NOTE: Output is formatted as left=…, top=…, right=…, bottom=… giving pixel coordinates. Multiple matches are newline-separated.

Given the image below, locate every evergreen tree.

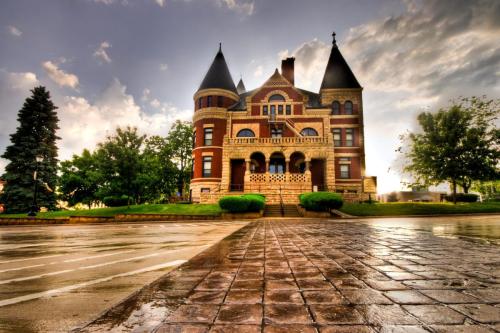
left=0, top=86, right=60, bottom=213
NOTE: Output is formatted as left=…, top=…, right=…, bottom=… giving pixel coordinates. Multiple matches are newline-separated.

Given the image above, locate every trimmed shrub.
left=444, top=193, right=479, bottom=203
left=103, top=195, right=130, bottom=207
left=218, top=194, right=266, bottom=213
left=299, top=192, right=343, bottom=212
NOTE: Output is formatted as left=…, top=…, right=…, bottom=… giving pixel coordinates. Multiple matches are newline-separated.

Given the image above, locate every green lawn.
left=340, top=201, right=500, bottom=216
left=0, top=203, right=222, bottom=219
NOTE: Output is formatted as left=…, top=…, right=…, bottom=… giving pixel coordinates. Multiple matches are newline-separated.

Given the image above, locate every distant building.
left=190, top=33, right=376, bottom=204
left=379, top=188, right=446, bottom=203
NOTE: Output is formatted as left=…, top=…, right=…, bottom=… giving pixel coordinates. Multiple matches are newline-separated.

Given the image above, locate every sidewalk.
left=76, top=219, right=500, bottom=333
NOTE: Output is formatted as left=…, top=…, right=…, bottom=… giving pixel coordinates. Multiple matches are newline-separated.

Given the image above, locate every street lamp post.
left=27, top=155, right=43, bottom=217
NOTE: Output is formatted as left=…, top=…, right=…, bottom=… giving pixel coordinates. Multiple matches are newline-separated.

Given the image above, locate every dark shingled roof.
left=236, top=78, right=246, bottom=94
left=320, top=38, right=361, bottom=90
left=198, top=46, right=237, bottom=94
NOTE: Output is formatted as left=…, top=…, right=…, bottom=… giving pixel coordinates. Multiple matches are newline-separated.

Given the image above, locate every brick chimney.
left=281, top=57, right=295, bottom=85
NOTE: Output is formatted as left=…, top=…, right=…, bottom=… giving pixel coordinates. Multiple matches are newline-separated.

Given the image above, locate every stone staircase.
left=263, top=204, right=301, bottom=217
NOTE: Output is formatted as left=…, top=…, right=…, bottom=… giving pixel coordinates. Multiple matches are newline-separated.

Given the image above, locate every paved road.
left=0, top=221, right=249, bottom=333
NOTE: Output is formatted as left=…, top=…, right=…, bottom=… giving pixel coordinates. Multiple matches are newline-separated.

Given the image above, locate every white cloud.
left=141, top=88, right=151, bottom=102
left=278, top=38, right=330, bottom=91
left=214, top=0, right=254, bottom=15
left=7, top=25, right=22, bottom=37
left=279, top=0, right=500, bottom=193
left=93, top=41, right=112, bottom=64
left=7, top=72, right=38, bottom=90
left=253, top=65, right=263, bottom=77
left=150, top=98, right=161, bottom=108
left=155, top=0, right=165, bottom=7
left=160, top=63, right=168, bottom=71
left=57, top=79, right=191, bottom=160
left=42, top=61, right=79, bottom=89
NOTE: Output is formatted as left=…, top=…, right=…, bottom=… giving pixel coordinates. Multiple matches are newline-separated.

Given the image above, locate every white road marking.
left=0, top=250, right=138, bottom=274
left=0, top=246, right=206, bottom=284
left=0, top=242, right=52, bottom=251
left=0, top=254, right=65, bottom=264
left=0, top=264, right=45, bottom=273
left=0, top=260, right=186, bottom=307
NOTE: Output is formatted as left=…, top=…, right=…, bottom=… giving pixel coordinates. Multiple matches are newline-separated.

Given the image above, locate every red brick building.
left=191, top=33, right=376, bottom=204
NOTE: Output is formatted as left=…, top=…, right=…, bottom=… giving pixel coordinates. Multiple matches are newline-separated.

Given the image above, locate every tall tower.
left=190, top=44, right=239, bottom=202
left=320, top=32, right=366, bottom=190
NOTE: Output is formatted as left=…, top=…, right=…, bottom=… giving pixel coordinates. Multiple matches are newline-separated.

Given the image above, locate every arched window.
left=344, top=101, right=353, bottom=115
left=236, top=129, right=255, bottom=137
left=331, top=101, right=340, bottom=115
left=269, top=94, right=285, bottom=102
left=300, top=128, right=318, bottom=137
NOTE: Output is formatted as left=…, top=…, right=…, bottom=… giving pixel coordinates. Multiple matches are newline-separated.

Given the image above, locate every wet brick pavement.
left=77, top=220, right=500, bottom=333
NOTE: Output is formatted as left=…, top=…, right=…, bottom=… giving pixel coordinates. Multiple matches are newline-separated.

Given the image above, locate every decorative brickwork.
left=190, top=39, right=376, bottom=203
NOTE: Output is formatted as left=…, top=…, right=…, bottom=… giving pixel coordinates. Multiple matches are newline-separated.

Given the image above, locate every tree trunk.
left=452, top=179, right=457, bottom=204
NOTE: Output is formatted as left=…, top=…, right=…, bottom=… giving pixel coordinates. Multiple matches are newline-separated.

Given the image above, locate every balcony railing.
left=226, top=136, right=330, bottom=145
left=248, top=173, right=309, bottom=183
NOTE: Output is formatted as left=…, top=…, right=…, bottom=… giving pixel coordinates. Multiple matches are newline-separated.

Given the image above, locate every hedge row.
left=103, top=195, right=130, bottom=207
left=219, top=194, right=266, bottom=213
left=299, top=192, right=343, bottom=212
left=444, top=193, right=479, bottom=202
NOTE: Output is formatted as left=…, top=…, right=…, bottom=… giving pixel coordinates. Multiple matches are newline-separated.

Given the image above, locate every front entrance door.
left=311, top=159, right=325, bottom=190
left=230, top=159, right=245, bottom=191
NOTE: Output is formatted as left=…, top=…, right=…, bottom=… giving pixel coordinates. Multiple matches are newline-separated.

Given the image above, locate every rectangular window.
left=270, top=105, right=276, bottom=115
left=271, top=128, right=282, bottom=138
left=340, top=164, right=350, bottom=179
left=345, top=128, right=354, bottom=146
left=332, top=128, right=341, bottom=146
left=192, top=131, right=196, bottom=148
left=198, top=97, right=202, bottom=109
left=202, top=156, right=212, bottom=177
left=285, top=105, right=291, bottom=115
left=217, top=96, right=223, bottom=107
left=204, top=128, right=213, bottom=146
left=201, top=188, right=210, bottom=193
left=278, top=105, right=283, bottom=115
left=263, top=105, right=268, bottom=115
left=207, top=96, right=212, bottom=107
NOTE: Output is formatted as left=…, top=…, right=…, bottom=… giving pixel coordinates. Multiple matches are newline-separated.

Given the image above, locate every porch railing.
left=225, top=136, right=330, bottom=145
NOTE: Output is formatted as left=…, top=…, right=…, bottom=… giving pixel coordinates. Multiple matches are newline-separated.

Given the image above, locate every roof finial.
left=219, top=42, right=222, bottom=53
left=332, top=31, right=337, bottom=45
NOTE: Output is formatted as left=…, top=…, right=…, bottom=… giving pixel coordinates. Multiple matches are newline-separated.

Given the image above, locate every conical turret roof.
left=320, top=33, right=361, bottom=90
left=236, top=78, right=246, bottom=94
left=198, top=44, right=237, bottom=94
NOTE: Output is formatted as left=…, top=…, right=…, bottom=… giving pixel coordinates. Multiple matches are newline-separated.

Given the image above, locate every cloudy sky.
left=1, top=0, right=499, bottom=193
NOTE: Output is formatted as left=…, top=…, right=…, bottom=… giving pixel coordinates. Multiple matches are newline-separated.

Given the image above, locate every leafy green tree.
left=1, top=87, right=60, bottom=213
left=141, top=136, right=179, bottom=202
left=166, top=120, right=193, bottom=196
left=96, top=126, right=146, bottom=206
left=471, top=180, right=500, bottom=201
left=59, top=149, right=102, bottom=209
left=402, top=96, right=499, bottom=203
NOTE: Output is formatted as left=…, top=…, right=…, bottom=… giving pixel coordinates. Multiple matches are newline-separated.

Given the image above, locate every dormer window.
left=344, top=101, right=353, bottom=115
left=331, top=101, right=340, bottom=115
left=262, top=93, right=292, bottom=116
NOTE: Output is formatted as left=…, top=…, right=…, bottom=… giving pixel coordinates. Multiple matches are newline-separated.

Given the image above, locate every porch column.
left=305, top=160, right=311, bottom=174
left=285, top=159, right=290, bottom=173
left=245, top=159, right=251, bottom=175
left=244, top=159, right=251, bottom=184
left=265, top=159, right=270, bottom=182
